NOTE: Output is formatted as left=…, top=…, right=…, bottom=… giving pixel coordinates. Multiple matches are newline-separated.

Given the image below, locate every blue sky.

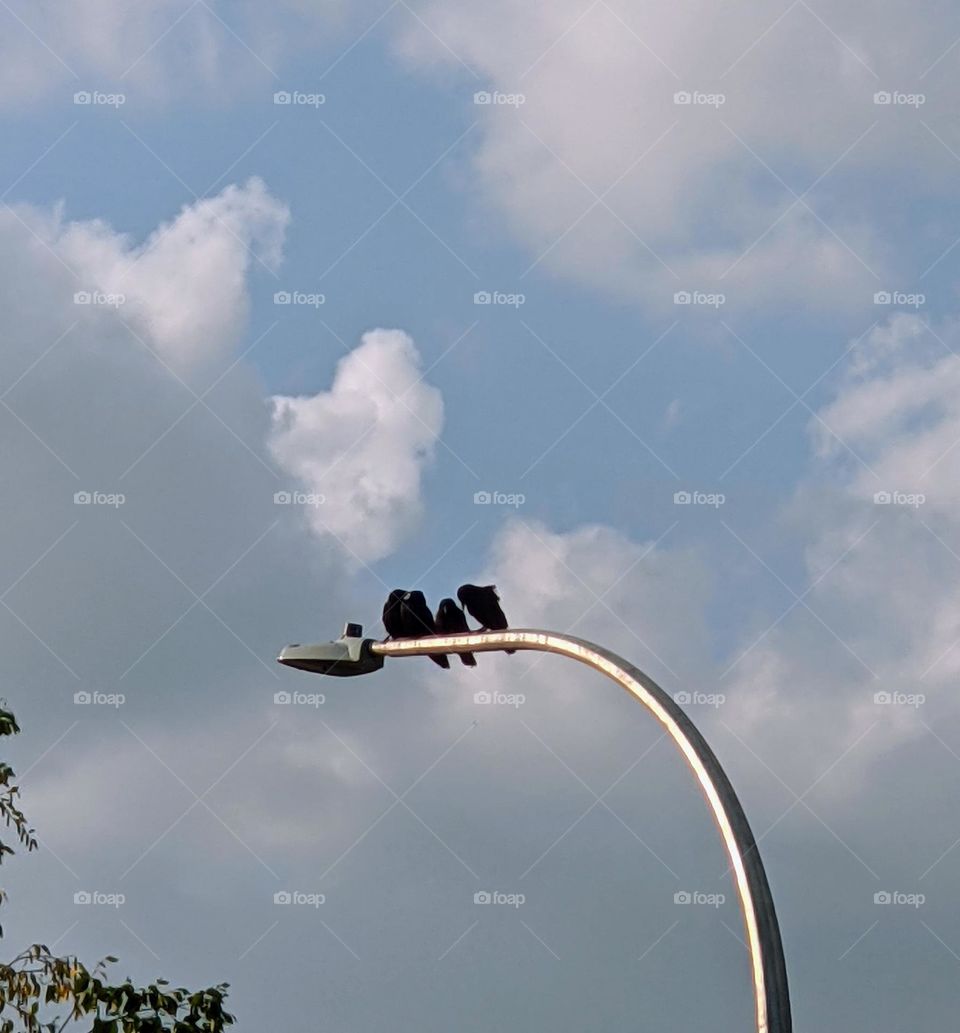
left=2, top=2, right=960, bottom=1030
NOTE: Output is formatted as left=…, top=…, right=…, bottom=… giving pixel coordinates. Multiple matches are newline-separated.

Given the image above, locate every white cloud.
left=0, top=185, right=445, bottom=899
left=394, top=0, right=956, bottom=310
left=0, top=181, right=453, bottom=989
left=482, top=519, right=711, bottom=680
left=815, top=314, right=960, bottom=499
left=416, top=313, right=960, bottom=804
left=267, top=328, right=444, bottom=564
left=0, top=0, right=365, bottom=105
left=429, top=518, right=714, bottom=738
left=719, top=313, right=960, bottom=790
left=53, top=177, right=289, bottom=374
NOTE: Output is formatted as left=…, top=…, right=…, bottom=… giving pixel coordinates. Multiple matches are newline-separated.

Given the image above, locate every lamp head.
left=277, top=623, right=384, bottom=677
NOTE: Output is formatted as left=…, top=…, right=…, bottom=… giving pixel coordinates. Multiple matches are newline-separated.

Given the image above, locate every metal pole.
left=370, top=628, right=791, bottom=1033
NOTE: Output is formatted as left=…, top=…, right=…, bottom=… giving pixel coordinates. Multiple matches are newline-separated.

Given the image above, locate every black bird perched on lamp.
left=435, top=598, right=477, bottom=667
left=382, top=589, right=406, bottom=640
left=457, top=584, right=515, bottom=653
left=400, top=590, right=450, bottom=669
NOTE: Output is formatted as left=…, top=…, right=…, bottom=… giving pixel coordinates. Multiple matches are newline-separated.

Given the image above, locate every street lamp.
left=278, top=623, right=792, bottom=1033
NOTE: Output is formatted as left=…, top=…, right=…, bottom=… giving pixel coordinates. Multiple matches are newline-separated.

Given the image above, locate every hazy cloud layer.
left=396, top=0, right=959, bottom=311
left=0, top=0, right=364, bottom=105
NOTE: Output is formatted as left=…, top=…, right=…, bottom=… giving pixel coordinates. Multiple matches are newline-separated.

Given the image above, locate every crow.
left=435, top=598, right=477, bottom=667
left=382, top=589, right=407, bottom=640
left=456, top=583, right=515, bottom=653
left=401, top=590, right=450, bottom=669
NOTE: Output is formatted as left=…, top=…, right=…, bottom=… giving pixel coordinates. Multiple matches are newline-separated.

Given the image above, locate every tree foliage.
left=0, top=706, right=235, bottom=1032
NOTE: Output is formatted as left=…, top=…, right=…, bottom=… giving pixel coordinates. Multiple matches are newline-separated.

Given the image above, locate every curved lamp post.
left=278, top=625, right=791, bottom=1033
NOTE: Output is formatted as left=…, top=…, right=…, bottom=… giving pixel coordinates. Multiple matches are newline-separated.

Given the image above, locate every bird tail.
left=459, top=652, right=477, bottom=667
left=430, top=653, right=451, bottom=669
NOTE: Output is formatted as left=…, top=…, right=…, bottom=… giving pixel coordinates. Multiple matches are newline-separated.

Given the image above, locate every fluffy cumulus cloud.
left=413, top=518, right=724, bottom=793
left=719, top=313, right=960, bottom=790
left=395, top=0, right=958, bottom=311
left=480, top=518, right=712, bottom=684
left=0, top=177, right=344, bottom=697
left=267, top=328, right=445, bottom=564
left=0, top=178, right=475, bottom=1028
left=405, top=310, right=960, bottom=818
left=55, top=177, right=289, bottom=373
